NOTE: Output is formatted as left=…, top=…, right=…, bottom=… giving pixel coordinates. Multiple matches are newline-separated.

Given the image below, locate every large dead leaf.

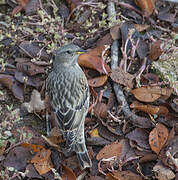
left=3, top=146, right=32, bottom=171
left=31, top=149, right=53, bottom=175
left=131, top=86, right=173, bottom=102
left=61, top=165, right=76, bottom=180
left=149, top=123, right=169, bottom=154
left=126, top=128, right=150, bottom=151
left=0, top=74, right=24, bottom=101
left=134, top=0, right=155, bottom=17
left=110, top=67, right=135, bottom=89
left=16, top=61, right=45, bottom=76
left=78, top=46, right=111, bottom=74
left=96, top=140, right=124, bottom=160
left=88, top=75, right=108, bottom=87
left=130, top=101, right=169, bottom=116
left=15, top=71, right=43, bottom=87
left=106, top=170, right=143, bottom=180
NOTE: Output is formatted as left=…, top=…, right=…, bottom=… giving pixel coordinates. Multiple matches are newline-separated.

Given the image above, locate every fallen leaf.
left=3, top=146, right=32, bottom=171
left=61, top=165, right=76, bottom=180
left=96, top=33, right=113, bottom=46
left=130, top=101, right=169, bottom=116
left=148, top=40, right=162, bottom=61
left=15, top=71, right=43, bottom=87
left=16, top=61, right=45, bottom=76
left=0, top=74, right=24, bottom=101
left=142, top=73, right=160, bottom=84
left=21, top=89, right=45, bottom=113
left=78, top=46, right=111, bottom=74
left=131, top=86, right=173, bottom=103
left=149, top=123, right=169, bottom=154
left=88, top=75, right=108, bottom=87
left=126, top=128, right=150, bottom=151
left=31, top=149, right=53, bottom=175
left=110, top=67, right=135, bottom=89
left=134, top=0, right=155, bottom=17
left=94, top=102, right=107, bottom=119
left=96, top=140, right=124, bottom=160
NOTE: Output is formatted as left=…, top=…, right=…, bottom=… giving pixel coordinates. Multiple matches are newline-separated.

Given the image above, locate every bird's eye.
left=66, top=51, right=71, bottom=54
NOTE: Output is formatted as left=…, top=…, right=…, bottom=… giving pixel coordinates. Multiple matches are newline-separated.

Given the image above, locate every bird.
left=46, top=44, right=92, bottom=169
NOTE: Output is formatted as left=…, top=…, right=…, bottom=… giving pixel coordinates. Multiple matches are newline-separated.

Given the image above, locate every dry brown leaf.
left=130, top=101, right=159, bottom=114
left=93, top=102, right=107, bottom=119
left=88, top=75, right=108, bottom=87
left=149, top=123, right=169, bottom=154
left=106, top=171, right=143, bottom=180
left=134, top=0, right=155, bottom=17
left=78, top=46, right=111, bottom=74
left=31, top=149, right=53, bottom=175
left=96, top=140, right=124, bottom=160
left=130, top=101, right=169, bottom=116
left=96, top=33, right=113, bottom=46
left=61, top=165, right=76, bottom=180
left=16, top=62, right=45, bottom=76
left=110, top=67, right=135, bottom=89
left=148, top=40, right=162, bottom=61
left=131, top=86, right=173, bottom=103
left=0, top=74, right=24, bottom=101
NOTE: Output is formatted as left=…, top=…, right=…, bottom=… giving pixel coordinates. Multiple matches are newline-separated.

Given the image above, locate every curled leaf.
left=88, top=75, right=108, bottom=87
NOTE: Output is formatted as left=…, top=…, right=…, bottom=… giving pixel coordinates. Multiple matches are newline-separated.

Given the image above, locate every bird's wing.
left=46, top=69, right=89, bottom=149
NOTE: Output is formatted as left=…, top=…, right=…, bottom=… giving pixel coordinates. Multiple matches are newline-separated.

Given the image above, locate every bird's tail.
left=76, top=143, right=92, bottom=169
left=63, top=129, right=92, bottom=169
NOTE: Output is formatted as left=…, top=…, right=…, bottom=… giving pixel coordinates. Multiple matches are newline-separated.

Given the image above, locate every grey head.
left=54, top=44, right=86, bottom=66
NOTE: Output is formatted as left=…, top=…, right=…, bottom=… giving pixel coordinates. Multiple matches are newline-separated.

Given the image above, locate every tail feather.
left=77, top=150, right=92, bottom=169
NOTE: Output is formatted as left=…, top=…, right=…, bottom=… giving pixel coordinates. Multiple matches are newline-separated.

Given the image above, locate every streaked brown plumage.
left=46, top=44, right=92, bottom=169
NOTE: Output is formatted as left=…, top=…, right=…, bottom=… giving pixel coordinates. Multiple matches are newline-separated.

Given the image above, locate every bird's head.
left=54, top=44, right=86, bottom=66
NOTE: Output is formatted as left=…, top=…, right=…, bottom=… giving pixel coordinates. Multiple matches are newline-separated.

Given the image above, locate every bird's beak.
left=76, top=49, right=87, bottom=55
